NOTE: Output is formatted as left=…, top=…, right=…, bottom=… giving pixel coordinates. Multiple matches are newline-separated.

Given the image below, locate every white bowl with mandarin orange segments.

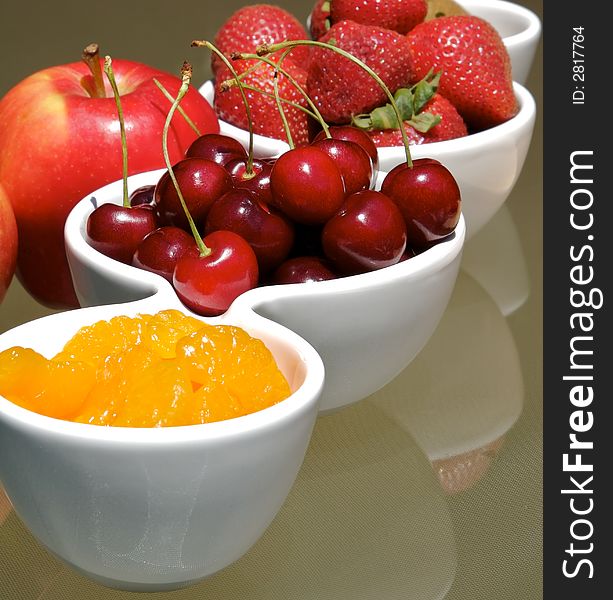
left=64, top=168, right=465, bottom=414
left=0, top=291, right=324, bottom=591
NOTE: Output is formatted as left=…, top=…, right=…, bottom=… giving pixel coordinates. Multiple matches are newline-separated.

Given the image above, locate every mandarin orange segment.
left=0, top=311, right=292, bottom=427
left=74, top=346, right=158, bottom=426
left=192, top=383, right=248, bottom=424
left=0, top=347, right=95, bottom=419
left=54, top=314, right=150, bottom=366
left=142, top=309, right=204, bottom=359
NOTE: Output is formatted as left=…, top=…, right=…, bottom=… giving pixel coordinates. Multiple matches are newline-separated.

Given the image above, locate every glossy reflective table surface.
left=0, top=1, right=542, bottom=597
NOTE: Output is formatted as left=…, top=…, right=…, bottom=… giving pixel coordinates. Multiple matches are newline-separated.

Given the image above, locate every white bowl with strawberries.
left=199, top=0, right=538, bottom=238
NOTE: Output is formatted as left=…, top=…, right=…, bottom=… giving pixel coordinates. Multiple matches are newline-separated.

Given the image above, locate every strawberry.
left=212, top=5, right=310, bottom=74
left=407, top=16, right=518, bottom=130
left=306, top=20, right=415, bottom=124
left=330, top=0, right=427, bottom=35
left=214, top=58, right=310, bottom=146
left=367, top=93, right=467, bottom=147
left=309, top=0, right=331, bottom=40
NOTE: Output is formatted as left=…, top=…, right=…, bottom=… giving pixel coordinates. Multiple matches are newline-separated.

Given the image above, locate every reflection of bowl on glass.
left=461, top=203, right=530, bottom=317
left=0, top=295, right=324, bottom=591
left=65, top=170, right=464, bottom=413
left=0, top=484, right=11, bottom=526
left=372, top=271, right=524, bottom=493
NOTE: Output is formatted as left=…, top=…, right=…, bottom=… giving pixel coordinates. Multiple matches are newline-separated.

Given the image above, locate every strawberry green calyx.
left=258, top=39, right=414, bottom=166
left=103, top=56, right=130, bottom=208
left=352, top=70, right=443, bottom=133
left=192, top=39, right=255, bottom=177
left=162, top=62, right=211, bottom=258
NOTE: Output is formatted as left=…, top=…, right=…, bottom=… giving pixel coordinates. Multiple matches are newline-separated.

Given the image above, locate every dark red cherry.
left=224, top=157, right=274, bottom=205
left=132, top=226, right=194, bottom=282
left=381, top=158, right=461, bottom=248
left=154, top=158, right=232, bottom=230
left=270, top=147, right=345, bottom=225
left=313, top=126, right=379, bottom=172
left=312, top=137, right=373, bottom=196
left=272, top=256, right=337, bottom=284
left=86, top=204, right=158, bottom=264
left=185, top=133, right=247, bottom=166
left=173, top=230, right=259, bottom=317
left=205, top=189, right=294, bottom=274
left=129, top=185, right=156, bottom=207
left=322, top=190, right=407, bottom=274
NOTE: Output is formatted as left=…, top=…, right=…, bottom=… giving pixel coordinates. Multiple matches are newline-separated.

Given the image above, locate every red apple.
left=0, top=184, right=18, bottom=303
left=0, top=55, right=219, bottom=308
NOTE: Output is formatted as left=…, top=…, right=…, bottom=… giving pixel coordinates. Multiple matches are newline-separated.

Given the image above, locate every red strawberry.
left=306, top=20, right=415, bottom=124
left=407, top=16, right=518, bottom=130
left=212, top=4, right=310, bottom=74
left=310, top=0, right=331, bottom=40
left=214, top=58, right=310, bottom=146
left=330, top=0, right=427, bottom=35
left=367, top=93, right=467, bottom=146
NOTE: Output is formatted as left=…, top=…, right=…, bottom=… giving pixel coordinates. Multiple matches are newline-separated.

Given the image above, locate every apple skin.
left=0, top=59, right=219, bottom=308
left=0, top=184, right=18, bottom=303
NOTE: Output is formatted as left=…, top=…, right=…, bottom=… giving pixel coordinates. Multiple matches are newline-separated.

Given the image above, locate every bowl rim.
left=380, top=82, right=535, bottom=157
left=458, top=0, right=542, bottom=50
left=0, top=300, right=325, bottom=445
left=303, top=0, right=541, bottom=48
left=64, top=167, right=466, bottom=304
left=199, top=80, right=536, bottom=160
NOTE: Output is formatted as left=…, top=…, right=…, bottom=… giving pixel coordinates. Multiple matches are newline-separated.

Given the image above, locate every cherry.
left=129, top=185, right=156, bottom=207
left=381, top=158, right=461, bottom=248
left=86, top=204, right=158, bottom=264
left=311, top=137, right=372, bottom=197
left=224, top=157, right=275, bottom=205
left=173, top=230, right=259, bottom=316
left=322, top=190, right=407, bottom=274
left=272, top=256, right=337, bottom=284
left=205, top=189, right=294, bottom=274
left=270, top=146, right=345, bottom=225
left=185, top=133, right=247, bottom=166
left=132, top=226, right=194, bottom=282
left=313, top=125, right=379, bottom=173
left=399, top=247, right=417, bottom=262
left=154, top=157, right=232, bottom=230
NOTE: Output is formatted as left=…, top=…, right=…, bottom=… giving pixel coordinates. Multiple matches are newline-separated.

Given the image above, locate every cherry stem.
left=221, top=80, right=319, bottom=119
left=82, top=43, right=106, bottom=99
left=103, top=56, right=129, bottom=208
left=236, top=51, right=331, bottom=138
left=162, top=61, right=210, bottom=257
left=272, top=70, right=294, bottom=148
left=259, top=40, right=413, bottom=166
left=191, top=40, right=254, bottom=177
left=153, top=78, right=201, bottom=136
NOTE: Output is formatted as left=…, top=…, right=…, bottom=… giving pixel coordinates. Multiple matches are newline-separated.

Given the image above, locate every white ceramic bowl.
left=305, top=0, right=541, bottom=84
left=459, top=0, right=541, bottom=85
left=0, top=293, right=324, bottom=591
left=65, top=170, right=465, bottom=413
left=199, top=81, right=536, bottom=238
